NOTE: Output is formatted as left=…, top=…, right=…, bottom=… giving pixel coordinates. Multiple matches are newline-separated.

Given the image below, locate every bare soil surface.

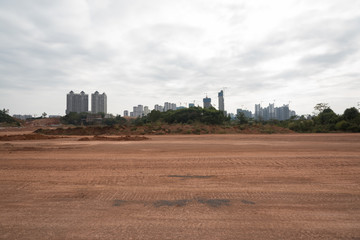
left=0, top=133, right=359, bottom=239
left=0, top=133, right=65, bottom=141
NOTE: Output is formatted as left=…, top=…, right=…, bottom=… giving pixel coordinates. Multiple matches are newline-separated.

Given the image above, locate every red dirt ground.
left=0, top=133, right=359, bottom=239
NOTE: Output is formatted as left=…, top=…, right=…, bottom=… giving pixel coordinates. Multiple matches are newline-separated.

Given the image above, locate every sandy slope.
left=0, top=134, right=359, bottom=239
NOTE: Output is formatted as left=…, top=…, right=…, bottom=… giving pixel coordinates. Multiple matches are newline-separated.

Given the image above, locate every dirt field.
left=0, top=133, right=359, bottom=239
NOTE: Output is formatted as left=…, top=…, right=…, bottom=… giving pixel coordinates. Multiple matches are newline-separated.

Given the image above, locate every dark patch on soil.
left=197, top=199, right=230, bottom=207
left=78, top=135, right=149, bottom=141
left=153, top=199, right=190, bottom=207
left=241, top=199, right=255, bottom=205
left=113, top=200, right=127, bottom=206
left=168, top=175, right=213, bottom=179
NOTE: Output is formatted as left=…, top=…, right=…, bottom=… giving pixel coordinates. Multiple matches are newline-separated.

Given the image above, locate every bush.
left=335, top=120, right=350, bottom=131
left=343, top=107, right=360, bottom=121
left=0, top=110, right=20, bottom=126
left=143, top=107, right=230, bottom=125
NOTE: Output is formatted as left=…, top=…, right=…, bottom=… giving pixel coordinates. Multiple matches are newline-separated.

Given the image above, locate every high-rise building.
left=132, top=106, right=138, bottom=117
left=137, top=105, right=144, bottom=117
left=290, top=110, right=296, bottom=118
left=66, top=91, right=88, bottom=114
left=203, top=96, right=212, bottom=109
left=164, top=102, right=169, bottom=111
left=254, top=104, right=261, bottom=120
left=154, top=104, right=164, bottom=112
left=91, top=91, right=107, bottom=114
left=144, top=106, right=150, bottom=116
left=268, top=103, right=275, bottom=120
left=123, top=110, right=129, bottom=117
left=218, top=90, right=224, bottom=112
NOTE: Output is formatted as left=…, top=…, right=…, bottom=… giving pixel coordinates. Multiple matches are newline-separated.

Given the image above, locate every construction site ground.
left=0, top=132, right=359, bottom=239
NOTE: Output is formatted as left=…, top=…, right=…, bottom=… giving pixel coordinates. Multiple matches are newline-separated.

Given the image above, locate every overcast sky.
left=1, top=0, right=359, bottom=116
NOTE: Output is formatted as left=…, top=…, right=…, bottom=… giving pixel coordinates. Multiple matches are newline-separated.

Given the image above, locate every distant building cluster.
left=66, top=91, right=107, bottom=114
left=125, top=102, right=177, bottom=118
left=254, top=103, right=296, bottom=121
left=164, top=102, right=177, bottom=111
left=237, top=103, right=296, bottom=121
left=129, top=105, right=149, bottom=117
left=13, top=114, right=33, bottom=120
left=236, top=109, right=252, bottom=119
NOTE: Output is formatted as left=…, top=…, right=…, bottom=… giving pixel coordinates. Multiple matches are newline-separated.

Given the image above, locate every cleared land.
left=0, top=133, right=359, bottom=239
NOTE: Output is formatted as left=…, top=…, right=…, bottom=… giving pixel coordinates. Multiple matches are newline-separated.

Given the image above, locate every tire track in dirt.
left=1, top=134, right=360, bottom=239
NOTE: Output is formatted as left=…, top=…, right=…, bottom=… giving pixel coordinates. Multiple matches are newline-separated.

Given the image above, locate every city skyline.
left=63, top=89, right=299, bottom=120
left=1, top=1, right=359, bottom=116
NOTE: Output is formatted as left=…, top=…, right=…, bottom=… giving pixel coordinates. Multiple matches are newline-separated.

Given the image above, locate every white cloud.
left=0, top=0, right=359, bottom=115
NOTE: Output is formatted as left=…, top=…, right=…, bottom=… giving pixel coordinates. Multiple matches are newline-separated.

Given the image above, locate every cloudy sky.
left=1, top=0, right=359, bottom=116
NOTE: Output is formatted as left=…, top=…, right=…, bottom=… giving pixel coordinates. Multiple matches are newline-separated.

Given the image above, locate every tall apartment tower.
left=218, top=90, right=224, bottom=112
left=66, top=91, right=88, bottom=114
left=137, top=105, right=144, bottom=117
left=144, top=106, right=150, bottom=116
left=268, top=103, right=275, bottom=120
left=254, top=104, right=261, bottom=120
left=203, top=96, right=212, bottom=109
left=164, top=102, right=171, bottom=111
left=91, top=91, right=107, bottom=114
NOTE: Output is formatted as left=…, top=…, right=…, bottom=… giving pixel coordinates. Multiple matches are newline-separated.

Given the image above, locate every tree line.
left=244, top=104, right=360, bottom=133
left=2, top=104, right=359, bottom=133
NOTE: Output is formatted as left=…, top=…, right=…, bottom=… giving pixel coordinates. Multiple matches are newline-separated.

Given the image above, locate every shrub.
left=335, top=120, right=350, bottom=131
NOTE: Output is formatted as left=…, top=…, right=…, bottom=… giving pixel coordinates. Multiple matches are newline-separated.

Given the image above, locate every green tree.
left=143, top=107, right=229, bottom=125
left=314, top=103, right=330, bottom=115
left=236, top=112, right=248, bottom=124
left=343, top=107, right=359, bottom=121
left=335, top=120, right=350, bottom=131
left=61, top=112, right=84, bottom=125
left=0, top=109, right=19, bottom=126
left=148, top=110, right=162, bottom=122
left=316, top=108, right=338, bottom=125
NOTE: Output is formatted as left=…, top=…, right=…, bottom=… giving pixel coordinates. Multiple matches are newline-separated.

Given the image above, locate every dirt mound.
left=78, top=135, right=149, bottom=141
left=35, top=126, right=124, bottom=135
left=0, top=134, right=63, bottom=141
left=34, top=124, right=294, bottom=136
left=25, top=118, right=61, bottom=127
